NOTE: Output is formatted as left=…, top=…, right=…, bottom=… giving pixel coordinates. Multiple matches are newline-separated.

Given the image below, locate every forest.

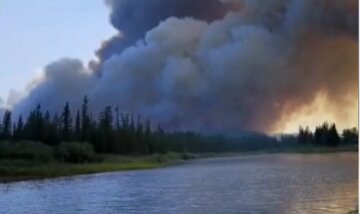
left=298, top=123, right=358, bottom=147
left=0, top=96, right=358, bottom=163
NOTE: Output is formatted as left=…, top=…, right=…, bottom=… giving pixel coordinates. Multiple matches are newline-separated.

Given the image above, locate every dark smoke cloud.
left=12, top=0, right=358, bottom=133
left=97, top=0, right=237, bottom=62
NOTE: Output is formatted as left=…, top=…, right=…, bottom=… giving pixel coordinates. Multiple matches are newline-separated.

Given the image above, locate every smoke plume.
left=96, top=0, right=238, bottom=64
left=0, top=97, right=4, bottom=119
left=12, top=0, right=358, bottom=133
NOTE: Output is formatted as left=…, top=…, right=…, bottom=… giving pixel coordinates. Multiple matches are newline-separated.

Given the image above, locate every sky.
left=0, top=0, right=116, bottom=104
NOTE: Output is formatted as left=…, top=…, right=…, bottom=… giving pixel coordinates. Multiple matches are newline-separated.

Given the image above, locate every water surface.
left=0, top=153, right=357, bottom=214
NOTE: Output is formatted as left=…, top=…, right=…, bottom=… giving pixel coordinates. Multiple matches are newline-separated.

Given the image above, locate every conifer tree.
left=13, top=115, right=24, bottom=141
left=342, top=128, right=358, bottom=144
left=327, top=123, right=340, bottom=147
left=98, top=106, right=113, bottom=152
left=34, top=104, right=44, bottom=141
left=2, top=110, right=12, bottom=140
left=81, top=96, right=90, bottom=142
left=75, top=110, right=81, bottom=141
left=61, top=102, right=72, bottom=141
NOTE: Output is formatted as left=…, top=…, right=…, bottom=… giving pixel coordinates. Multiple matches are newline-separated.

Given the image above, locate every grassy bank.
left=189, top=144, right=358, bottom=160
left=0, top=153, right=192, bottom=183
left=0, top=144, right=357, bottom=183
left=257, top=144, right=358, bottom=154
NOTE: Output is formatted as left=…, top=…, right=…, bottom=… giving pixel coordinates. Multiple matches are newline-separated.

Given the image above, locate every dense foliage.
left=55, top=142, right=95, bottom=163
left=297, top=123, right=358, bottom=147
left=0, top=96, right=357, bottom=162
left=0, top=97, right=277, bottom=156
left=0, top=141, right=53, bottom=162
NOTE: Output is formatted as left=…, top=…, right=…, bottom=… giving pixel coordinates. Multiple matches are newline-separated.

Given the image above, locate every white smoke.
left=14, top=59, right=96, bottom=115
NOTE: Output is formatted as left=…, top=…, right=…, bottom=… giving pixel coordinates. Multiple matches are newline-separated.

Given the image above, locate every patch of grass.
left=0, top=143, right=357, bottom=183
left=348, top=208, right=358, bottom=214
left=0, top=153, right=190, bottom=182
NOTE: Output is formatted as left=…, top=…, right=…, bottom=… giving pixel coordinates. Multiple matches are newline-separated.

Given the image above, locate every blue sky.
left=0, top=0, right=116, bottom=104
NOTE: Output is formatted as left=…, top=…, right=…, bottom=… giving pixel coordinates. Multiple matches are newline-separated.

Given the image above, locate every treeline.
left=0, top=96, right=357, bottom=157
left=298, top=123, right=358, bottom=147
left=0, top=97, right=246, bottom=155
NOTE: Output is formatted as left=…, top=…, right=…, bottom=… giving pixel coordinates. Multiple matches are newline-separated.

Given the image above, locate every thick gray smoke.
left=12, top=0, right=358, bottom=133
left=96, top=0, right=237, bottom=63
left=0, top=97, right=4, bottom=119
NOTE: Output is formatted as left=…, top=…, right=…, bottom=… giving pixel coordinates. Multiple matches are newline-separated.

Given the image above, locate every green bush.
left=181, top=153, right=196, bottom=160
left=0, top=141, right=54, bottom=162
left=55, top=142, right=95, bottom=163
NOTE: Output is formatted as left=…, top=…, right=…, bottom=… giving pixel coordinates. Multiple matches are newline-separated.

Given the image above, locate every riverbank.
left=255, top=144, right=358, bottom=154
left=0, top=145, right=357, bottom=183
left=193, top=144, right=358, bottom=160
left=0, top=153, right=193, bottom=183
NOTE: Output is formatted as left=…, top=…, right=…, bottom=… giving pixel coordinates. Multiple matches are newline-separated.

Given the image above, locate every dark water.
left=0, top=153, right=357, bottom=214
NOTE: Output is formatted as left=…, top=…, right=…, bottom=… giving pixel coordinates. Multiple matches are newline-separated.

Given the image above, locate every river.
left=0, top=153, right=357, bottom=214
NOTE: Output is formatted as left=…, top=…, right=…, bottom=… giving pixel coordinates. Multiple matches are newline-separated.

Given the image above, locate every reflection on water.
left=0, top=153, right=357, bottom=214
